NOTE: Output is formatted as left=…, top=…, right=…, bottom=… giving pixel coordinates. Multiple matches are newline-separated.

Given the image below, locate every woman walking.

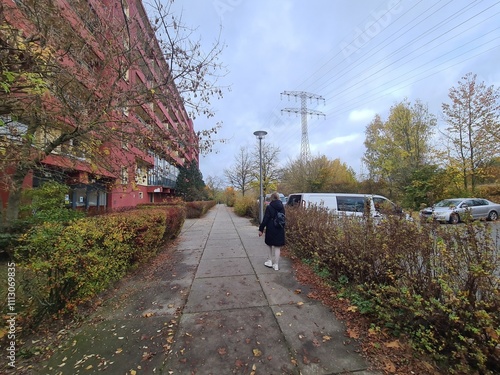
left=258, top=192, right=285, bottom=270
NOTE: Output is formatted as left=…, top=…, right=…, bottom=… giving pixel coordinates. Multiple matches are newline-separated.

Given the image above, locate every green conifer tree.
left=176, top=161, right=207, bottom=201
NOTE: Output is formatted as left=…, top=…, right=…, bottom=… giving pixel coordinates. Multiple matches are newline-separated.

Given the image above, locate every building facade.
left=0, top=0, right=198, bottom=215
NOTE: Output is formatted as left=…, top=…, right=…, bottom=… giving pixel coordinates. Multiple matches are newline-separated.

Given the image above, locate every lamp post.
left=253, top=130, right=267, bottom=224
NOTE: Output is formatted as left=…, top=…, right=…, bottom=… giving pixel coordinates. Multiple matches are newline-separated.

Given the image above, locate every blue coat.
left=258, top=199, right=285, bottom=246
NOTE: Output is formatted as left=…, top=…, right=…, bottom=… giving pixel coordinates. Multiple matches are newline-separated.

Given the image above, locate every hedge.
left=15, top=205, right=186, bottom=319
left=285, top=206, right=500, bottom=374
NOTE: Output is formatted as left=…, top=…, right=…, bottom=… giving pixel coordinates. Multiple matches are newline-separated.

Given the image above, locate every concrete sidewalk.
left=36, top=204, right=380, bottom=375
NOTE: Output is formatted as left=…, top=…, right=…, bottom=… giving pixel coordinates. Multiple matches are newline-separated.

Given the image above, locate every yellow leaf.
left=253, top=348, right=262, bottom=357
left=130, top=370, right=137, bottom=375
left=297, top=302, right=304, bottom=306
left=322, top=335, right=331, bottom=342
left=116, top=348, right=123, bottom=354
left=346, top=305, right=358, bottom=312
left=385, top=340, right=401, bottom=349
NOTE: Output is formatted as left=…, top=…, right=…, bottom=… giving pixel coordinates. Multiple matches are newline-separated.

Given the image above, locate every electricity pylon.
left=281, top=91, right=325, bottom=162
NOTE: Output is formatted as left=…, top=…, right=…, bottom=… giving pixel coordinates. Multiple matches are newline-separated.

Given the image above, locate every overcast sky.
left=166, top=0, right=500, bottom=185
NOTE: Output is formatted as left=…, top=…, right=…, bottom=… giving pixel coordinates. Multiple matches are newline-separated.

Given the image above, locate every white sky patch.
left=348, top=109, right=376, bottom=122
left=326, top=133, right=361, bottom=145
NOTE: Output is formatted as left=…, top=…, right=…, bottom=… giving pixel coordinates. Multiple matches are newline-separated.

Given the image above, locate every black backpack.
left=274, top=211, right=286, bottom=228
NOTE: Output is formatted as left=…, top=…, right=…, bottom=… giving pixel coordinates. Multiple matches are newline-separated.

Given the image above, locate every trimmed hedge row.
left=184, top=200, right=217, bottom=218
left=137, top=199, right=216, bottom=219
left=15, top=205, right=186, bottom=319
left=285, top=206, right=500, bottom=374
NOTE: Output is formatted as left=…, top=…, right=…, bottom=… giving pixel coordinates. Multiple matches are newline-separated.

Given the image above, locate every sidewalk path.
left=37, top=204, right=380, bottom=375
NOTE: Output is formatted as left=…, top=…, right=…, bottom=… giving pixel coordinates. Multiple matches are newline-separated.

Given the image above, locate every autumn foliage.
left=14, top=205, right=186, bottom=321
left=285, top=205, right=500, bottom=374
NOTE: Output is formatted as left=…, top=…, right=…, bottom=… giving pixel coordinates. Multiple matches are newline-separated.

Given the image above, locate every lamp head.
left=253, top=130, right=267, bottom=139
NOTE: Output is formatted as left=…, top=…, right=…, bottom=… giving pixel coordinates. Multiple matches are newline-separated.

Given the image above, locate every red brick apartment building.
left=0, top=0, right=198, bottom=219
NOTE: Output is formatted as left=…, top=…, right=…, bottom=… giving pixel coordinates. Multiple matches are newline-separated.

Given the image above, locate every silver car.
left=420, top=198, right=500, bottom=224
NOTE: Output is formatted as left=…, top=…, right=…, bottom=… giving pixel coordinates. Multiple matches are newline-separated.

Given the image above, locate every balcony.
left=147, top=175, right=176, bottom=189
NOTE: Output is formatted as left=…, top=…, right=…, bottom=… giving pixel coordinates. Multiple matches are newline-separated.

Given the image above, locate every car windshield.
left=435, top=199, right=462, bottom=208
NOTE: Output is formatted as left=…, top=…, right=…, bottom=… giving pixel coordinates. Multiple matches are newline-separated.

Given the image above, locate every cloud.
left=165, top=0, right=500, bottom=185
left=325, top=133, right=362, bottom=145
left=348, top=109, right=376, bottom=122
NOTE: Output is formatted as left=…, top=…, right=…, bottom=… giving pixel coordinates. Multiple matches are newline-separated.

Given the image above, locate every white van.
left=265, top=193, right=286, bottom=205
left=286, top=192, right=401, bottom=219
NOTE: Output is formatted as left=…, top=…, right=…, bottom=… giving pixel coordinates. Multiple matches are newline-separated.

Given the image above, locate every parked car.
left=420, top=198, right=500, bottom=224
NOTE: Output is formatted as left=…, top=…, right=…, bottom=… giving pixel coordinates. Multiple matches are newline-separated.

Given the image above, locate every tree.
left=362, top=99, right=437, bottom=202
left=441, top=72, right=500, bottom=193
left=0, top=0, right=227, bottom=225
left=204, top=175, right=225, bottom=201
left=282, top=155, right=357, bottom=193
left=175, top=160, right=206, bottom=201
left=224, top=146, right=254, bottom=196
left=251, top=142, right=281, bottom=196
left=362, top=114, right=385, bottom=181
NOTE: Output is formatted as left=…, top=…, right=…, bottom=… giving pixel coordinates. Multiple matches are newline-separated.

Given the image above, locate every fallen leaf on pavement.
left=253, top=348, right=262, bottom=357
left=218, top=347, right=227, bottom=355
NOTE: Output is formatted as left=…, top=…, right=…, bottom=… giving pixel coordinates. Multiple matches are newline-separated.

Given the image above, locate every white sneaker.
left=264, top=260, right=273, bottom=268
left=273, top=263, right=279, bottom=271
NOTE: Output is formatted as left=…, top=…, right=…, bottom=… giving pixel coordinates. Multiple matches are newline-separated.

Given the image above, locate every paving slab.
left=184, top=275, right=267, bottom=313
left=164, top=307, right=296, bottom=375
left=196, top=257, right=254, bottom=277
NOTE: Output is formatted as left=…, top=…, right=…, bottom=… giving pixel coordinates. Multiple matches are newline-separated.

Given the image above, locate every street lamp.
left=253, top=130, right=267, bottom=224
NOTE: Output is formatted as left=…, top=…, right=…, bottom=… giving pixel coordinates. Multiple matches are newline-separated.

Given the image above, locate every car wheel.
left=487, top=211, right=498, bottom=221
left=449, top=214, right=459, bottom=224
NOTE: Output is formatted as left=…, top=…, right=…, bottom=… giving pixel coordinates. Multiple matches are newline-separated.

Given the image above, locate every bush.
left=285, top=207, right=500, bottom=374
left=184, top=200, right=217, bottom=218
left=233, top=196, right=257, bottom=218
left=14, top=206, right=185, bottom=320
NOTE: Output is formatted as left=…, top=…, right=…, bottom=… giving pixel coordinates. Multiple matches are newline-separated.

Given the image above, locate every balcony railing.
left=147, top=175, right=176, bottom=188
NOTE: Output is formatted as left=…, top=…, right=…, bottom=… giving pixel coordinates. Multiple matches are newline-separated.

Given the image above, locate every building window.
left=120, top=167, right=128, bottom=185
